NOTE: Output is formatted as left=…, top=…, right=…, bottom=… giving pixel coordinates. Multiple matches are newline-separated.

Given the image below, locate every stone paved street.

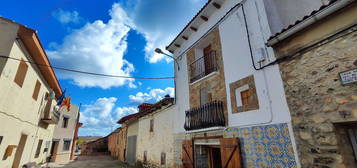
left=48, top=155, right=133, bottom=168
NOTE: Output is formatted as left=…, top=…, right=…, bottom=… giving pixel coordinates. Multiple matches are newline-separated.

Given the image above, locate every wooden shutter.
left=14, top=60, right=28, bottom=87
left=32, top=80, right=41, bottom=100
left=220, top=138, right=242, bottom=168
left=181, top=140, right=194, bottom=168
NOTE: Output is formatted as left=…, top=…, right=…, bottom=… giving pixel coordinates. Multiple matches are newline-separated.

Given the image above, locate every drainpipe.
left=267, top=0, right=355, bottom=46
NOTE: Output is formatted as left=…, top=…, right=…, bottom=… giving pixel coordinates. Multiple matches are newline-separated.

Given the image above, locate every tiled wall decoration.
left=225, top=123, right=297, bottom=168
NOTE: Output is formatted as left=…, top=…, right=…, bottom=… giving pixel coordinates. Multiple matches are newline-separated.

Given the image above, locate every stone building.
left=81, top=136, right=108, bottom=155
left=166, top=0, right=301, bottom=167
left=0, top=17, right=63, bottom=167
left=108, top=128, right=120, bottom=159
left=267, top=0, right=357, bottom=167
left=135, top=97, right=175, bottom=168
left=49, top=104, right=81, bottom=163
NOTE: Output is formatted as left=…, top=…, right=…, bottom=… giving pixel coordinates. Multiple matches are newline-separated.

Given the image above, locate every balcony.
left=189, top=50, right=218, bottom=83
left=40, top=100, right=60, bottom=124
left=184, top=101, right=225, bottom=131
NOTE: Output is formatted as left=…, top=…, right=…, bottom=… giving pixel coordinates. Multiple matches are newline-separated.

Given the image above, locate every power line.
left=0, top=55, right=174, bottom=79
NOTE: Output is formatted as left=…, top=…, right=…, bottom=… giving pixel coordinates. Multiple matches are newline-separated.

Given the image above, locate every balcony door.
left=203, top=45, right=212, bottom=75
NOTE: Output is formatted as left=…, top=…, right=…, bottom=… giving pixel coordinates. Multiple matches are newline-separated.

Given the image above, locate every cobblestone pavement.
left=48, top=155, right=134, bottom=168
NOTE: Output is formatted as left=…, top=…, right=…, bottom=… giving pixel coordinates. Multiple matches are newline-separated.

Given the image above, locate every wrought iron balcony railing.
left=184, top=101, right=225, bottom=131
left=189, top=50, right=218, bottom=83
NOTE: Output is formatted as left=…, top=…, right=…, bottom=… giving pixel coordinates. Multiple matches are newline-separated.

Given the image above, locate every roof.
left=267, top=0, right=343, bottom=42
left=0, top=17, right=63, bottom=97
left=117, top=96, right=174, bottom=124
left=166, top=0, right=212, bottom=51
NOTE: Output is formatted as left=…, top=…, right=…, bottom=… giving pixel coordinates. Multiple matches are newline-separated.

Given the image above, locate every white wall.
left=172, top=0, right=292, bottom=132
left=0, top=39, right=57, bottom=167
left=137, top=105, right=176, bottom=167
left=219, top=0, right=291, bottom=127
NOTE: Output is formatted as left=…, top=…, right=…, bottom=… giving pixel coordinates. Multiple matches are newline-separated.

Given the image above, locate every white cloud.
left=79, top=97, right=138, bottom=136
left=47, top=4, right=134, bottom=89
left=48, top=1, right=206, bottom=88
left=115, top=106, right=137, bottom=119
left=121, top=0, right=206, bottom=63
left=129, top=87, right=174, bottom=103
left=53, top=9, right=82, bottom=24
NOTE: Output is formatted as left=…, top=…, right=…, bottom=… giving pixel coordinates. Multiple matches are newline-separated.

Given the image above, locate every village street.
left=49, top=156, right=133, bottom=168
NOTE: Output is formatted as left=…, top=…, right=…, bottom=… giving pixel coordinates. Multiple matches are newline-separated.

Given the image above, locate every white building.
left=0, top=17, right=63, bottom=167
left=166, top=0, right=301, bottom=167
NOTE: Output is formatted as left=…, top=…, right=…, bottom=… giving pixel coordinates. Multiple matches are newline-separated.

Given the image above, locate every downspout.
left=267, top=0, right=355, bottom=46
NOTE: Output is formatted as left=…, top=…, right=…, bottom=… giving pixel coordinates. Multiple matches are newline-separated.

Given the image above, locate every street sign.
left=339, top=68, right=357, bottom=85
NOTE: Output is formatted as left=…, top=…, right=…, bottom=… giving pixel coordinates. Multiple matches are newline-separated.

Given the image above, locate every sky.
left=1, top=0, right=206, bottom=136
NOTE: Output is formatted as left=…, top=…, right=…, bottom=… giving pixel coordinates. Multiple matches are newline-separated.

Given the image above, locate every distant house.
left=49, top=104, right=81, bottom=163
left=115, top=96, right=175, bottom=167
left=0, top=17, right=63, bottom=167
left=81, top=136, right=108, bottom=155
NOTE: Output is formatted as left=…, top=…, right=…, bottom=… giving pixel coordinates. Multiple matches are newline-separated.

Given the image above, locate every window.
left=63, top=140, right=71, bottom=151
left=240, top=89, right=251, bottom=105
left=34, top=139, right=43, bottom=158
left=161, top=152, right=166, bottom=165
left=14, top=59, right=28, bottom=87
left=0, top=136, right=3, bottom=145
left=229, top=75, right=259, bottom=113
left=32, top=80, right=41, bottom=100
left=150, top=119, right=154, bottom=132
left=62, top=117, right=69, bottom=128
left=143, top=151, right=147, bottom=163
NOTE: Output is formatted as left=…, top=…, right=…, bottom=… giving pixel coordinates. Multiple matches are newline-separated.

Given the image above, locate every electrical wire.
left=0, top=55, right=174, bottom=79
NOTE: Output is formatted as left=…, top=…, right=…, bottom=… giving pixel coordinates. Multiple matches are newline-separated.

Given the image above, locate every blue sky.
left=1, top=0, right=206, bottom=136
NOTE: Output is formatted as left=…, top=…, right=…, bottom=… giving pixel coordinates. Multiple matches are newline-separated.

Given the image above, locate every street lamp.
left=155, top=48, right=180, bottom=70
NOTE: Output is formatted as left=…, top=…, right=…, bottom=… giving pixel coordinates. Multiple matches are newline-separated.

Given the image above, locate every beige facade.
left=0, top=17, right=62, bottom=167
left=270, top=2, right=357, bottom=168
left=136, top=105, right=176, bottom=168
left=50, top=105, right=80, bottom=163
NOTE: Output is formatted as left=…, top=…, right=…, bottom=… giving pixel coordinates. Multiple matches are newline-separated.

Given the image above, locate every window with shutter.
left=220, top=138, right=242, bottom=168
left=150, top=119, right=154, bottom=132
left=182, top=140, right=194, bottom=168
left=14, top=60, right=28, bottom=87
left=35, top=139, right=43, bottom=158
left=32, top=80, right=41, bottom=100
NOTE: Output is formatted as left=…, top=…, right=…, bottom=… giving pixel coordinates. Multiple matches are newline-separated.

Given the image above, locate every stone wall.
left=278, top=29, right=357, bottom=168
left=186, top=27, right=228, bottom=120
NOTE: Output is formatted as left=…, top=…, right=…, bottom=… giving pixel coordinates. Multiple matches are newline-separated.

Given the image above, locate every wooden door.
left=182, top=140, right=194, bottom=168
left=203, top=45, right=212, bottom=75
left=220, top=138, right=242, bottom=168
left=12, top=134, right=27, bottom=168
left=50, top=141, right=59, bottom=162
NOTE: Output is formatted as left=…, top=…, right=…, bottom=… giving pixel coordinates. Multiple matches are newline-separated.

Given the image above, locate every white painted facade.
left=170, top=0, right=300, bottom=166
left=136, top=105, right=176, bottom=167
left=173, top=0, right=292, bottom=132
left=0, top=19, right=60, bottom=167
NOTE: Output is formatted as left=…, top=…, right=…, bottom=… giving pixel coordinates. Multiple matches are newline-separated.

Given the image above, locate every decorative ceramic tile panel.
left=225, top=123, right=297, bottom=168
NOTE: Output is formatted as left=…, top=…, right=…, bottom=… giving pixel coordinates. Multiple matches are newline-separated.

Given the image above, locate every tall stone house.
left=0, top=17, right=63, bottom=167
left=267, top=0, right=357, bottom=167
left=166, top=0, right=301, bottom=167
left=50, top=104, right=81, bottom=163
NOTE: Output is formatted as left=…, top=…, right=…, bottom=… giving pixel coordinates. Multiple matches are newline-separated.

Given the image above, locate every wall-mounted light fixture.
left=155, top=48, right=180, bottom=70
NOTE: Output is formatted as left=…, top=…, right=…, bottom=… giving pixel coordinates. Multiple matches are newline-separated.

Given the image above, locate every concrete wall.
left=136, top=105, right=176, bottom=168
left=52, top=105, right=79, bottom=163
left=0, top=33, right=57, bottom=166
left=263, top=0, right=328, bottom=35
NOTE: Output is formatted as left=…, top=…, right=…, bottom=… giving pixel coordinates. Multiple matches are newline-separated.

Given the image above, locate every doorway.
left=194, top=144, right=222, bottom=168
left=50, top=141, right=59, bottom=162
left=12, top=134, right=27, bottom=168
